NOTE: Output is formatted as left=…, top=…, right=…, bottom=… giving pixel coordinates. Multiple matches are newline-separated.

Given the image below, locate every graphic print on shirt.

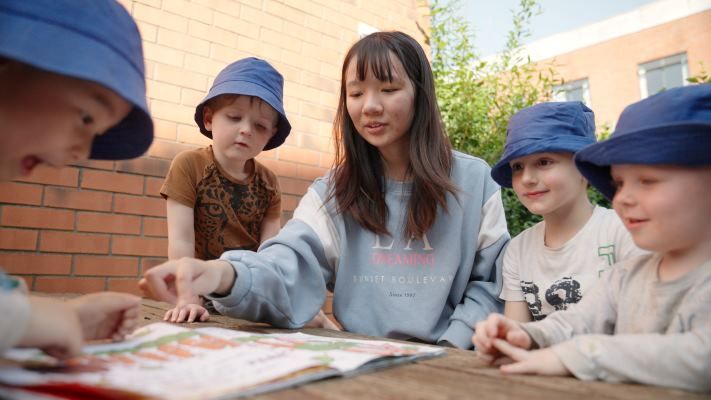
left=351, top=232, right=453, bottom=298
left=520, top=281, right=545, bottom=321
left=194, top=165, right=271, bottom=260
left=521, top=276, right=582, bottom=320
left=597, top=244, right=616, bottom=276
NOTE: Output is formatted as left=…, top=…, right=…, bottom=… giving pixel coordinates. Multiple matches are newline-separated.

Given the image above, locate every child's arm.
left=259, top=214, right=281, bottom=243
left=504, top=301, right=532, bottom=322
left=166, top=199, right=195, bottom=260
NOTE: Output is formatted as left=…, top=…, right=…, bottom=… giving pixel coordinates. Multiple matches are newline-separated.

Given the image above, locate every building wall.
left=0, top=0, right=430, bottom=308
left=536, top=9, right=711, bottom=127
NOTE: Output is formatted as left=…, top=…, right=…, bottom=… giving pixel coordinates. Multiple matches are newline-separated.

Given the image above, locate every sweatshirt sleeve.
left=439, top=188, right=509, bottom=349
left=551, top=329, right=711, bottom=392
left=0, top=273, right=31, bottom=353
left=206, top=188, right=337, bottom=328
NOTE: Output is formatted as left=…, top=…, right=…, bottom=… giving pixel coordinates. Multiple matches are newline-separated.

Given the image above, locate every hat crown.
left=614, top=85, right=711, bottom=138
left=506, top=101, right=595, bottom=147
left=0, top=0, right=144, bottom=78
left=212, top=58, right=284, bottom=101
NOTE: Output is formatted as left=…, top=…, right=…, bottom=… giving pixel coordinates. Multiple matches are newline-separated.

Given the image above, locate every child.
left=141, top=31, right=509, bottom=349
left=490, top=102, right=642, bottom=322
left=159, top=58, right=289, bottom=323
left=0, top=0, right=153, bottom=357
left=472, top=84, right=711, bottom=391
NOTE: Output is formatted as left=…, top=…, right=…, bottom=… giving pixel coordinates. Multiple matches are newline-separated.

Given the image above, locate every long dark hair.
left=329, top=31, right=456, bottom=239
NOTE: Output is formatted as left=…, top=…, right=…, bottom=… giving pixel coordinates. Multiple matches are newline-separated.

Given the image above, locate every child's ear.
left=203, top=107, right=214, bottom=131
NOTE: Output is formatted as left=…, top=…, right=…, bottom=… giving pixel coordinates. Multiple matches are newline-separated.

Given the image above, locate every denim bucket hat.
left=0, top=0, right=153, bottom=160
left=195, top=57, right=291, bottom=151
left=575, top=84, right=711, bottom=200
left=491, top=101, right=596, bottom=187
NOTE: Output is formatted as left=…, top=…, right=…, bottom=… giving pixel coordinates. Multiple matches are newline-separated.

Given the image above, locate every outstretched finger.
left=492, top=339, right=529, bottom=362
left=143, top=267, right=178, bottom=304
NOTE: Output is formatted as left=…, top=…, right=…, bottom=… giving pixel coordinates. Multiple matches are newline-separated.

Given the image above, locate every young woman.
left=141, top=31, right=509, bottom=349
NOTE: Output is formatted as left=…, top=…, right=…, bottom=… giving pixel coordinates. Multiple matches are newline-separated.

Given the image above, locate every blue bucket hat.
left=195, top=57, right=291, bottom=151
left=491, top=101, right=596, bottom=187
left=0, top=0, right=153, bottom=160
left=575, top=84, right=711, bottom=200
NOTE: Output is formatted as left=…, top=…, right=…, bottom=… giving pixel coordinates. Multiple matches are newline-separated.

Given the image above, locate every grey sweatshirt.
left=522, top=253, right=711, bottom=392
left=208, top=151, right=510, bottom=349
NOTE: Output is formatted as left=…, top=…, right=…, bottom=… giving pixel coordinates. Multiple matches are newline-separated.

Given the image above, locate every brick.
left=240, top=6, right=283, bottom=33
left=158, top=28, right=210, bottom=57
left=16, top=165, right=78, bottom=187
left=237, top=36, right=282, bottom=61
left=162, top=0, right=213, bottom=25
left=141, top=257, right=168, bottom=273
left=296, top=164, right=327, bottom=181
left=112, top=236, right=167, bottom=257
left=260, top=27, right=302, bottom=52
left=44, top=187, right=113, bottom=212
left=265, top=1, right=306, bottom=25
left=39, top=231, right=110, bottom=254
left=177, top=125, right=213, bottom=146
left=75, top=255, right=139, bottom=277
left=289, top=115, right=320, bottom=137
left=1, top=206, right=74, bottom=230
left=77, top=212, right=142, bottom=235
left=320, top=152, right=336, bottom=169
left=255, top=157, right=296, bottom=177
left=299, top=132, right=329, bottom=152
left=35, top=277, right=105, bottom=294
left=0, top=253, right=72, bottom=274
left=107, top=279, right=144, bottom=296
left=147, top=140, right=196, bottom=160
left=116, top=157, right=170, bottom=178
left=283, top=0, right=323, bottom=18
left=72, top=159, right=115, bottom=171
left=133, top=3, right=188, bottom=32
left=81, top=170, right=144, bottom=195
left=0, top=228, right=38, bottom=250
left=180, top=86, right=206, bottom=107
left=213, top=13, right=259, bottom=38
left=135, top=21, right=158, bottom=42
left=147, top=79, right=181, bottom=102
left=0, top=182, right=42, bottom=205
left=278, top=177, right=311, bottom=196
left=145, top=177, right=164, bottom=198
left=153, top=64, right=208, bottom=92
left=188, top=21, right=239, bottom=48
left=277, top=146, right=321, bottom=165
left=143, top=217, right=168, bottom=237
left=302, top=71, right=339, bottom=92
left=150, top=98, right=197, bottom=125
left=209, top=44, right=249, bottom=66
left=153, top=118, right=178, bottom=140
left=114, top=194, right=166, bottom=217
left=143, top=42, right=184, bottom=67
left=281, top=194, right=301, bottom=212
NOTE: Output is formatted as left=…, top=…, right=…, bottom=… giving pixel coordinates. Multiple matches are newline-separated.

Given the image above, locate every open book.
left=0, top=322, right=446, bottom=399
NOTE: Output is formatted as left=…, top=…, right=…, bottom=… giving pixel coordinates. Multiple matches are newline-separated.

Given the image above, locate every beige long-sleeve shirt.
left=521, top=253, right=711, bottom=392
left=0, top=272, right=31, bottom=353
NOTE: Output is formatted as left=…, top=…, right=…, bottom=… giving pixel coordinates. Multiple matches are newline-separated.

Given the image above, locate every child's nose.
left=521, top=166, right=536, bottom=184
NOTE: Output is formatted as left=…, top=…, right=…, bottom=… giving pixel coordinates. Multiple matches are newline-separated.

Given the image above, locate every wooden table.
left=141, top=299, right=710, bottom=400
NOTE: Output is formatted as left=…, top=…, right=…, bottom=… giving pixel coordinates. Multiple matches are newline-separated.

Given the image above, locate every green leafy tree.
left=428, top=0, right=560, bottom=235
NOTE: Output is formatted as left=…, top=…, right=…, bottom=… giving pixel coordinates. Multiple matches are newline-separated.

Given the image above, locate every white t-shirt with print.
left=500, top=206, right=643, bottom=320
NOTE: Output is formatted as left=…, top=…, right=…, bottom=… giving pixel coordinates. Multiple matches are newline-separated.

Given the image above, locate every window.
left=638, top=53, right=688, bottom=98
left=553, top=78, right=590, bottom=105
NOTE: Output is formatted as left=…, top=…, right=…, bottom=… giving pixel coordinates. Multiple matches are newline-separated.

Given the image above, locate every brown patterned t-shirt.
left=160, top=146, right=281, bottom=260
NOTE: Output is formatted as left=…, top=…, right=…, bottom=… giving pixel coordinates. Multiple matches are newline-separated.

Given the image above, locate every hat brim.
left=194, top=80, right=291, bottom=151
left=0, top=6, right=153, bottom=160
left=491, top=136, right=595, bottom=187
left=575, top=123, right=711, bottom=200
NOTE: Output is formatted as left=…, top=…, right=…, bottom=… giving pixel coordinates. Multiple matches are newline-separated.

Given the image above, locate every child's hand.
left=139, top=258, right=234, bottom=306
left=304, top=310, right=341, bottom=331
left=164, top=303, right=210, bottom=323
left=67, top=292, right=141, bottom=342
left=20, top=296, right=83, bottom=359
left=472, top=313, right=532, bottom=362
left=493, top=339, right=571, bottom=376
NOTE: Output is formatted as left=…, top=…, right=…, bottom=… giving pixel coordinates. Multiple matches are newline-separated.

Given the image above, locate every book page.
left=0, top=323, right=444, bottom=400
